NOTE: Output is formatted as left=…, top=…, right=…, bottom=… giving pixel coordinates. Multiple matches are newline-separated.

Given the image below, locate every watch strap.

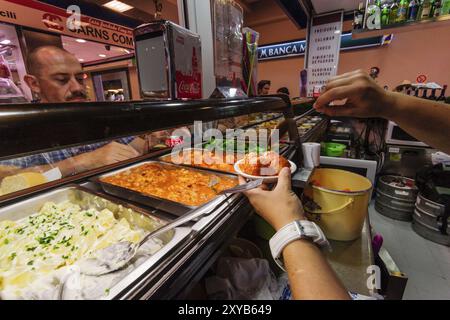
left=269, top=220, right=331, bottom=271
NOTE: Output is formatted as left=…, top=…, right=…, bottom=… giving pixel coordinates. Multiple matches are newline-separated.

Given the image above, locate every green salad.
left=204, top=138, right=267, bottom=154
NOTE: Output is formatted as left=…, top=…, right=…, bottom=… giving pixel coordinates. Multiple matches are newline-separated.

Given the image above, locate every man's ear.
left=24, top=74, right=41, bottom=94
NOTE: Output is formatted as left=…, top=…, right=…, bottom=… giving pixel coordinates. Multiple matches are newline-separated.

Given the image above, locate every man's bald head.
left=27, top=46, right=78, bottom=77
left=24, top=46, right=87, bottom=103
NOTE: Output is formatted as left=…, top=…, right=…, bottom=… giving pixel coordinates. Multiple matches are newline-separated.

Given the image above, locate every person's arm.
left=42, top=141, right=140, bottom=177
left=240, top=168, right=350, bottom=300
left=314, top=70, right=450, bottom=154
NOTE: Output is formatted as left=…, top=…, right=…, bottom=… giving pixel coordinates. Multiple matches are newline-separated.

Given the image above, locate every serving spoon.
left=77, top=178, right=262, bottom=277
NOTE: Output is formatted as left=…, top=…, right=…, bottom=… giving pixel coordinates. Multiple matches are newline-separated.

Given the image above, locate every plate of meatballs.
left=234, top=151, right=297, bottom=183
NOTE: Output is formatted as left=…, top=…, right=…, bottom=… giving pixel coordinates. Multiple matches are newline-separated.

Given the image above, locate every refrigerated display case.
left=0, top=96, right=374, bottom=299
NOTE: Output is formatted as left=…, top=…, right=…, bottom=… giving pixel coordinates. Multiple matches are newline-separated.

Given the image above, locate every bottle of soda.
left=397, top=0, right=409, bottom=21
left=432, top=0, right=442, bottom=16
left=407, top=0, right=420, bottom=20
left=418, top=0, right=432, bottom=19
left=381, top=4, right=391, bottom=25
left=390, top=0, right=400, bottom=22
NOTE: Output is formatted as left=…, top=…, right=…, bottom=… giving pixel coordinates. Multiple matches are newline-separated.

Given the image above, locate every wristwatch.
left=269, top=220, right=331, bottom=271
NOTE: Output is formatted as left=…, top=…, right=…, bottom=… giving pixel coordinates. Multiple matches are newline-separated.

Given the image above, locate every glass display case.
left=0, top=96, right=330, bottom=300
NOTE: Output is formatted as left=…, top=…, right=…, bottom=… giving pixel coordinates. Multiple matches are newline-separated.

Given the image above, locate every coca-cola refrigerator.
left=134, top=20, right=202, bottom=100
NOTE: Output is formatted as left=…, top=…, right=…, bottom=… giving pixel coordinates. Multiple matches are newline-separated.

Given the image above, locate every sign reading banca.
left=258, top=40, right=306, bottom=61
left=258, top=33, right=389, bottom=61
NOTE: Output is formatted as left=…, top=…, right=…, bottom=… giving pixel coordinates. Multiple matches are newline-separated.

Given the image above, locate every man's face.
left=29, top=51, right=88, bottom=103
left=261, top=84, right=270, bottom=95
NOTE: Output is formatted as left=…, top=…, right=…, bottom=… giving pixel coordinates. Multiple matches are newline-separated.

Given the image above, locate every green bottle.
left=442, top=0, right=450, bottom=15
left=397, top=0, right=409, bottom=21
left=381, top=4, right=391, bottom=25
left=390, top=0, right=400, bottom=22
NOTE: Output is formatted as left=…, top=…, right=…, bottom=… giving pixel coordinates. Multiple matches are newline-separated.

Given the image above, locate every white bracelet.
left=269, top=220, right=331, bottom=271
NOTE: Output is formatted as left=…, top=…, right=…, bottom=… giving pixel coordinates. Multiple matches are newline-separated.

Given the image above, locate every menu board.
left=306, top=12, right=343, bottom=97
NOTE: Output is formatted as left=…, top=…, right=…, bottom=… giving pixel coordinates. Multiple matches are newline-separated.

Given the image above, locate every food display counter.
left=0, top=97, right=374, bottom=300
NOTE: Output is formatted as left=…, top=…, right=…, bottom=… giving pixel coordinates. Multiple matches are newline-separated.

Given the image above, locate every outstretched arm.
left=314, top=70, right=450, bottom=154
left=240, top=168, right=350, bottom=300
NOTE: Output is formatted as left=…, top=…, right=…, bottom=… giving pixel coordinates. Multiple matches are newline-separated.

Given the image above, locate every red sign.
left=0, top=0, right=134, bottom=49
left=416, top=74, right=427, bottom=83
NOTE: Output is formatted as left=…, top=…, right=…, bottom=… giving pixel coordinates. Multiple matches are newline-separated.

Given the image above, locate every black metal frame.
left=0, top=97, right=291, bottom=160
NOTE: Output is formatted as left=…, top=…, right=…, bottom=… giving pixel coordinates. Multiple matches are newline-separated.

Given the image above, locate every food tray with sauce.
left=95, top=161, right=238, bottom=216
left=0, top=185, right=191, bottom=300
left=159, top=144, right=290, bottom=175
left=159, top=148, right=240, bottom=174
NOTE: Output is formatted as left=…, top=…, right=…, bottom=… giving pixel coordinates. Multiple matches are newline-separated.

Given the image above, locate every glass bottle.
left=381, top=4, right=391, bottom=24
left=407, top=0, right=420, bottom=20
left=418, top=0, right=432, bottom=19
left=353, top=2, right=365, bottom=29
left=432, top=0, right=442, bottom=16
left=390, top=0, right=400, bottom=22
left=442, top=0, right=450, bottom=15
left=397, top=0, right=409, bottom=21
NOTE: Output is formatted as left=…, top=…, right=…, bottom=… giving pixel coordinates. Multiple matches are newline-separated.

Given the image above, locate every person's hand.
left=239, top=167, right=306, bottom=231
left=75, top=141, right=139, bottom=170
left=314, top=70, right=394, bottom=119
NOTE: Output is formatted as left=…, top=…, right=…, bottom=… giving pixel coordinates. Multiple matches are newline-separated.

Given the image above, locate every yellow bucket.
left=304, top=168, right=373, bottom=241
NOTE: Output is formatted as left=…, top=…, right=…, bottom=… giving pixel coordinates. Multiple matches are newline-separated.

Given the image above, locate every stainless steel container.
left=0, top=185, right=191, bottom=299
left=95, top=161, right=237, bottom=216
left=375, top=175, right=418, bottom=221
left=412, top=193, right=449, bottom=246
left=412, top=218, right=450, bottom=247
left=134, top=20, right=202, bottom=99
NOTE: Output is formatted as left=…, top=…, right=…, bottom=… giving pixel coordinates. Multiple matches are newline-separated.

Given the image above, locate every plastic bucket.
left=304, top=168, right=373, bottom=241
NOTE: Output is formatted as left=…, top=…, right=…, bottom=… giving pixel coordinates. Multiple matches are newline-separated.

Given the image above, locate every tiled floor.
left=369, top=202, right=450, bottom=300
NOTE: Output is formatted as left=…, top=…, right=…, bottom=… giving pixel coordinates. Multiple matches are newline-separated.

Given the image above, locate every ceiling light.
left=123, top=49, right=130, bottom=54
left=76, top=39, right=87, bottom=43
left=78, top=58, right=85, bottom=62
left=99, top=54, right=107, bottom=58
left=103, top=0, right=133, bottom=13
left=0, top=39, right=11, bottom=45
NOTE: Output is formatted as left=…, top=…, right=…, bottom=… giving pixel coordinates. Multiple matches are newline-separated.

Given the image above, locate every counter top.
left=326, top=218, right=374, bottom=296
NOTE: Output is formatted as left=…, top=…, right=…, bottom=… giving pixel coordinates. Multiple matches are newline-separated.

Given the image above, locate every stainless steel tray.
left=159, top=147, right=239, bottom=175
left=94, top=161, right=238, bottom=216
left=0, top=185, right=191, bottom=300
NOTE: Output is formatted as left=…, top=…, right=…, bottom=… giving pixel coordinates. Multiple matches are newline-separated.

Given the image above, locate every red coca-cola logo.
left=42, top=13, right=64, bottom=31
left=179, top=81, right=201, bottom=95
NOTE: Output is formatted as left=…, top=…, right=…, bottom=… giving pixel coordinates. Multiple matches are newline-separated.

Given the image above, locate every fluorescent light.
left=0, top=39, right=11, bottom=45
left=78, top=58, right=85, bottom=62
left=123, top=49, right=130, bottom=54
left=99, top=54, right=107, bottom=58
left=76, top=39, right=87, bottom=43
left=103, top=0, right=133, bottom=13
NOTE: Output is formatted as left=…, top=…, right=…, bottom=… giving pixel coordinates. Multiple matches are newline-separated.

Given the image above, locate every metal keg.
left=412, top=193, right=449, bottom=246
left=375, top=175, right=418, bottom=221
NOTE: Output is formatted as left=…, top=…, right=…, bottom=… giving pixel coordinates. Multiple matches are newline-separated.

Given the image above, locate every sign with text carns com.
left=0, top=0, right=134, bottom=49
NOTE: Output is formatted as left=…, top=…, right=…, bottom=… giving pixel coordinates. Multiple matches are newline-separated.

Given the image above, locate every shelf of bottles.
left=352, top=0, right=450, bottom=38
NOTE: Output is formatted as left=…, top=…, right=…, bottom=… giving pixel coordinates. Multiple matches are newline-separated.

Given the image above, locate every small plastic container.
left=321, top=142, right=346, bottom=157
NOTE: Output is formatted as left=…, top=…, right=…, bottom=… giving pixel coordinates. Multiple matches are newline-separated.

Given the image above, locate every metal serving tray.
left=159, top=148, right=239, bottom=175
left=160, top=145, right=291, bottom=175
left=0, top=185, right=191, bottom=300
left=95, top=161, right=238, bottom=216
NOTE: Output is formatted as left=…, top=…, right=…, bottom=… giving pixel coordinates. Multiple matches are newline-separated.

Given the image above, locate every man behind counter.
left=1, top=46, right=164, bottom=179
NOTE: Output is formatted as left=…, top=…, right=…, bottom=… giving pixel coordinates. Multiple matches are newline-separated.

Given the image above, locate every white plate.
left=234, top=159, right=297, bottom=183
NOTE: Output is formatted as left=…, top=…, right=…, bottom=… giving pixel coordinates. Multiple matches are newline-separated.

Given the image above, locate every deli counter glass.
left=0, top=97, right=372, bottom=300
